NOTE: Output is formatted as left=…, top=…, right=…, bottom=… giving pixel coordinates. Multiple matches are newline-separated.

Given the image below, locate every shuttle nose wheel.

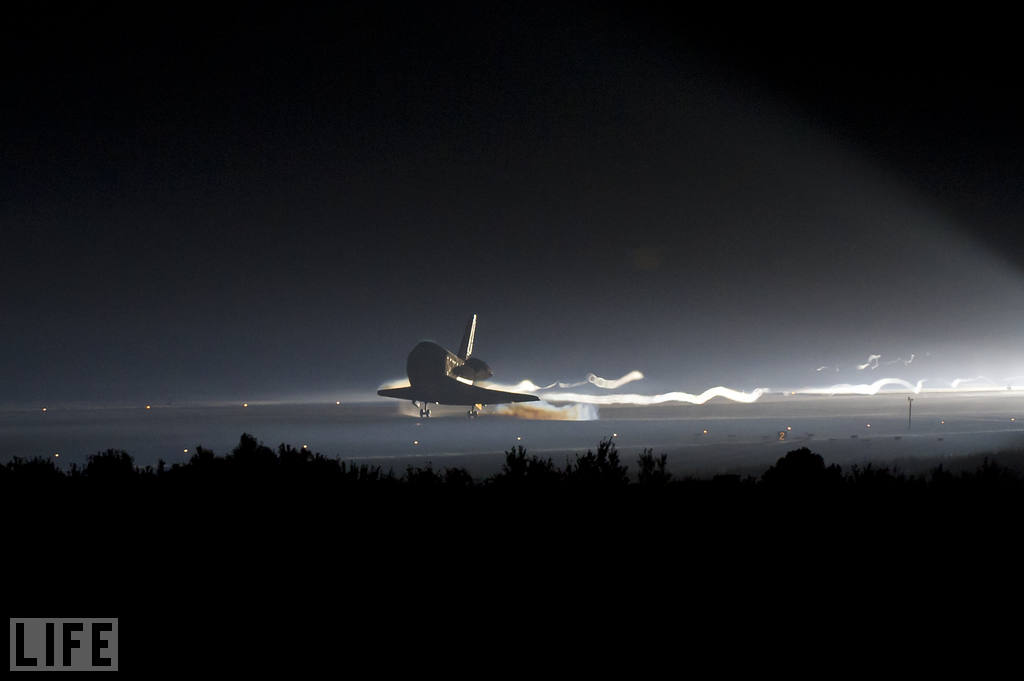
left=467, top=407, right=479, bottom=418
left=414, top=401, right=431, bottom=418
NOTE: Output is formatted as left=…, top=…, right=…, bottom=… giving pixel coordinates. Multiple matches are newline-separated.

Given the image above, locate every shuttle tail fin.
left=458, top=314, right=477, bottom=359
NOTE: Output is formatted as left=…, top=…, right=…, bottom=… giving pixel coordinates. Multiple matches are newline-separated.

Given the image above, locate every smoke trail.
left=857, top=354, right=881, bottom=370
left=491, top=402, right=598, bottom=421
left=797, top=378, right=926, bottom=396
left=541, top=386, right=766, bottom=405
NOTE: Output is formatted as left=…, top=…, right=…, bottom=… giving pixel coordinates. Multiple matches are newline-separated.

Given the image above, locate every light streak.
left=796, top=378, right=926, bottom=395
left=951, top=376, right=996, bottom=388
left=856, top=352, right=880, bottom=368
left=541, top=386, right=765, bottom=405
left=494, top=371, right=645, bottom=393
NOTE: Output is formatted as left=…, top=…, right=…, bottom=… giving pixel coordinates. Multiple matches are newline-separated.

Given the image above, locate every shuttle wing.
left=377, top=378, right=539, bottom=406
left=376, top=386, right=418, bottom=400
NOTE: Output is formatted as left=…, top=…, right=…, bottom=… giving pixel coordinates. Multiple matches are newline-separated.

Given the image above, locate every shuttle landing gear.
left=467, top=407, right=479, bottom=418
left=414, top=401, right=431, bottom=418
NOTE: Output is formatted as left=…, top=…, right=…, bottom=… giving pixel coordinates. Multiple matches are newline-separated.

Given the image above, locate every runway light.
left=42, top=407, right=47, bottom=412
left=243, top=403, right=248, bottom=408
left=516, top=436, right=522, bottom=441
left=1012, top=418, right=1017, bottom=422
left=336, top=401, right=341, bottom=405
left=612, top=433, right=618, bottom=438
left=183, top=448, right=189, bottom=454
left=54, top=452, right=59, bottom=458
left=302, top=444, right=308, bottom=449
left=940, top=420, right=945, bottom=424
left=413, top=440, right=419, bottom=446
left=146, top=405, right=151, bottom=410
left=702, top=429, right=708, bottom=435
left=786, top=426, right=792, bottom=431
left=866, top=424, right=871, bottom=428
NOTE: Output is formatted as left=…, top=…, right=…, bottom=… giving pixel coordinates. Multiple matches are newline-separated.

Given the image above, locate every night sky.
left=3, top=5, right=1023, bottom=406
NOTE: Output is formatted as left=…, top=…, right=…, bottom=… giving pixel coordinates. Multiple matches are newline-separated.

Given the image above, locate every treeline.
left=3, top=432, right=1023, bottom=495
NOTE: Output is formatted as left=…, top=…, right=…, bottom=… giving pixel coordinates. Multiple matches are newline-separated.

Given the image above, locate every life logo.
left=10, top=618, right=118, bottom=671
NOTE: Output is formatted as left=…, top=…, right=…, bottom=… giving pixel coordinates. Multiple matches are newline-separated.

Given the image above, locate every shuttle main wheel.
left=467, top=407, right=478, bottom=418
left=419, top=407, right=431, bottom=418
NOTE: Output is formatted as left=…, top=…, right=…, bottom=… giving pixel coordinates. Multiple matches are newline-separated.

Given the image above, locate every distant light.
left=41, top=407, right=47, bottom=412
left=1012, top=418, right=1017, bottom=422
left=183, top=448, right=189, bottom=453
left=612, top=433, right=618, bottom=438
left=940, top=420, right=945, bottom=424
left=336, top=401, right=341, bottom=405
left=786, top=426, right=792, bottom=431
left=243, top=403, right=248, bottom=408
left=702, top=429, right=708, bottom=435
left=54, top=452, right=59, bottom=458
left=866, top=424, right=871, bottom=428
left=413, top=440, right=419, bottom=446
left=302, top=444, right=308, bottom=449
left=146, top=405, right=151, bottom=410
left=516, top=436, right=522, bottom=441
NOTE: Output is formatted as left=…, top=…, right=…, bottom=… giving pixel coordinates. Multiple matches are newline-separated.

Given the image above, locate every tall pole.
left=908, top=396, right=913, bottom=430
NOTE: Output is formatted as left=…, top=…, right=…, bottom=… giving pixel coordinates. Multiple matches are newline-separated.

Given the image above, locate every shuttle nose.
left=407, top=341, right=449, bottom=385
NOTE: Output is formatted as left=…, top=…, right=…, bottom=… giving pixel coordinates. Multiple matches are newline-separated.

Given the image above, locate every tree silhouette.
left=565, top=438, right=629, bottom=488
left=228, top=433, right=277, bottom=469
left=491, top=445, right=561, bottom=488
left=84, top=449, right=136, bottom=480
left=760, top=447, right=843, bottom=489
left=636, top=449, right=672, bottom=486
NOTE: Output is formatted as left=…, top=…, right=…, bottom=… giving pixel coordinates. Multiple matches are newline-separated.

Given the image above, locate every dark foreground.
left=6, top=433, right=1022, bottom=668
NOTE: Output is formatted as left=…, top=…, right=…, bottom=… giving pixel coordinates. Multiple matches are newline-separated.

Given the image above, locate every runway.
left=4, top=391, right=1023, bottom=477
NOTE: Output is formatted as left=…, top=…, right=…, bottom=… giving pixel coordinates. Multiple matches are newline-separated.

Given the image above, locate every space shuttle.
left=377, top=314, right=539, bottom=417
